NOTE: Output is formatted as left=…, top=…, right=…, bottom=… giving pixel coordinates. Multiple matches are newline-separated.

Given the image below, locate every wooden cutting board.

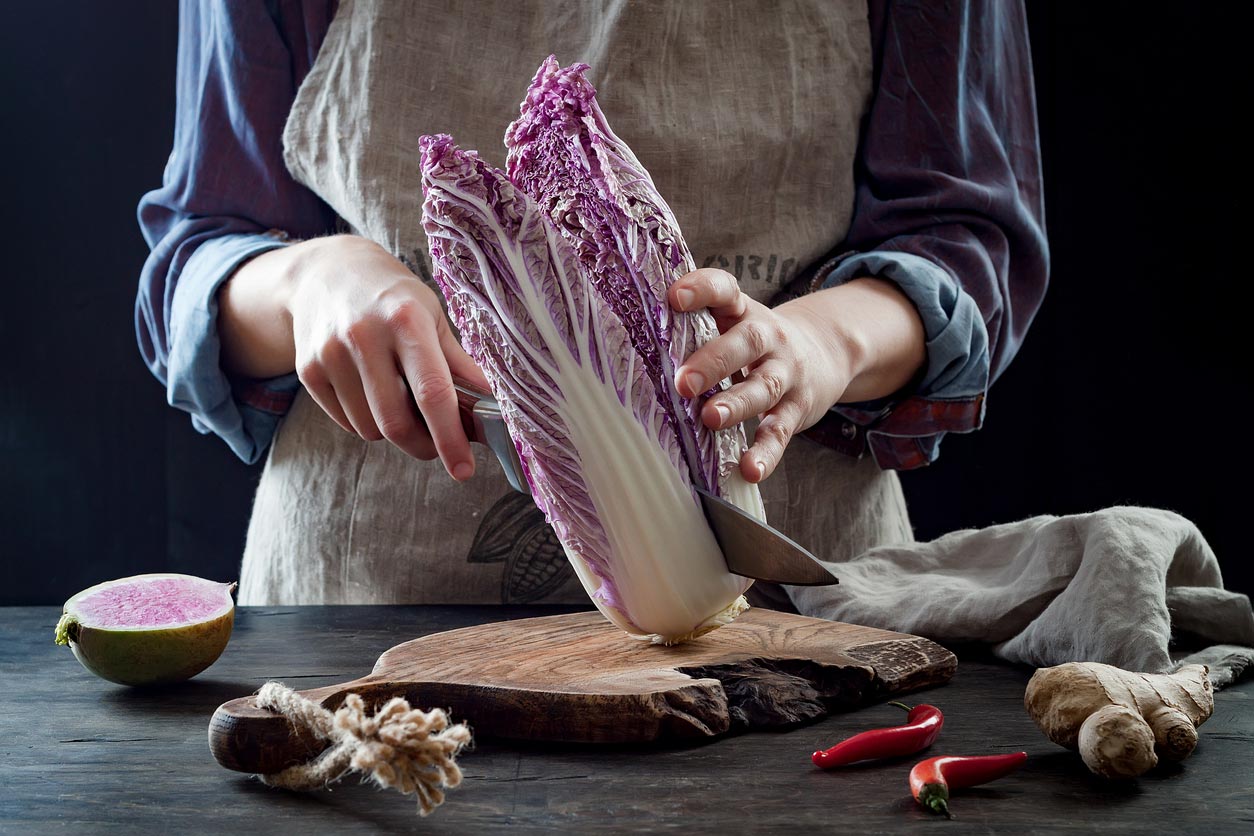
left=210, top=609, right=956, bottom=775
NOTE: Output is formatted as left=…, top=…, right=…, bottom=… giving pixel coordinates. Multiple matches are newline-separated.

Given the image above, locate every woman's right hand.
left=219, top=234, right=489, bottom=481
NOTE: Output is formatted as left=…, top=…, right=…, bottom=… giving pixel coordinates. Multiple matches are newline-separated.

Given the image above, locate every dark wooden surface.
left=210, top=608, right=957, bottom=772
left=3, top=605, right=1252, bottom=833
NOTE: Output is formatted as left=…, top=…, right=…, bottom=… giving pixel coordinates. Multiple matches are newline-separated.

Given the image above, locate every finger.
left=669, top=269, right=747, bottom=326
left=742, top=400, right=806, bottom=483
left=297, top=359, right=356, bottom=436
left=323, top=344, right=383, bottom=441
left=396, top=318, right=476, bottom=481
left=357, top=349, right=439, bottom=461
left=700, top=360, right=791, bottom=429
left=676, top=317, right=778, bottom=398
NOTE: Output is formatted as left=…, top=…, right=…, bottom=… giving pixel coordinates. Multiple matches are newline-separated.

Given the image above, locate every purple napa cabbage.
left=419, top=59, right=763, bottom=643
left=504, top=57, right=720, bottom=492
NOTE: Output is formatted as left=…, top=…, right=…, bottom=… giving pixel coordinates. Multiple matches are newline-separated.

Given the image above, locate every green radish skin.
left=54, top=575, right=236, bottom=687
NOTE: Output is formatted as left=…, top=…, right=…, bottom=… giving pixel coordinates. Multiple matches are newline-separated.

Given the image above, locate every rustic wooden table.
left=3, top=605, right=1251, bottom=833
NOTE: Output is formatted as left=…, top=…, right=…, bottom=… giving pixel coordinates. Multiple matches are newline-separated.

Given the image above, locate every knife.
left=451, top=375, right=838, bottom=587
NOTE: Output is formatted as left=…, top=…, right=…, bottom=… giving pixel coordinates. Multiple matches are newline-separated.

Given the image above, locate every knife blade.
left=693, top=486, right=837, bottom=585
left=450, top=375, right=838, bottom=587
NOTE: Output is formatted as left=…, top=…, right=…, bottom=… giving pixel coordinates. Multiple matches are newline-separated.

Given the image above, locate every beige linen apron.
left=238, top=0, right=914, bottom=606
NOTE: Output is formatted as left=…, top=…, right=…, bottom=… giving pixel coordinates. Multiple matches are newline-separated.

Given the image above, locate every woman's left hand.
left=669, top=268, right=926, bottom=482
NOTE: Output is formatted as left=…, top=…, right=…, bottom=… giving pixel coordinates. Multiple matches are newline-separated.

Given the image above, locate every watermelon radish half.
left=54, top=574, right=237, bottom=686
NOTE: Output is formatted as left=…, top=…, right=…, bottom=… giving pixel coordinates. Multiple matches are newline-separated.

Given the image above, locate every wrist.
left=837, top=278, right=927, bottom=402
left=219, top=239, right=326, bottom=379
left=779, top=278, right=926, bottom=405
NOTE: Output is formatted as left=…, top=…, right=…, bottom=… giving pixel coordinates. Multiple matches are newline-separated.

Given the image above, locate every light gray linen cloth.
left=787, top=506, right=1254, bottom=688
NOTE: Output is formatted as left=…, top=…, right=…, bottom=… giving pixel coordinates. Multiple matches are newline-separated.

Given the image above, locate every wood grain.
left=8, top=605, right=1254, bottom=833
left=209, top=608, right=955, bottom=775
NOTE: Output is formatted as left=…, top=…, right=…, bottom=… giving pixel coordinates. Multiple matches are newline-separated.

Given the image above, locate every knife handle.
left=451, top=374, right=491, bottom=445
left=401, top=374, right=488, bottom=445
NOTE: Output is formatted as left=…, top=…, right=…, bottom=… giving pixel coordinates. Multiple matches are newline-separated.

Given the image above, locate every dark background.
left=1, top=3, right=1249, bottom=605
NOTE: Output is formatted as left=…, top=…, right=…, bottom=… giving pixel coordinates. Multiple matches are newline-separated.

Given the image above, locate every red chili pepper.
left=811, top=702, right=943, bottom=769
left=909, top=752, right=1028, bottom=817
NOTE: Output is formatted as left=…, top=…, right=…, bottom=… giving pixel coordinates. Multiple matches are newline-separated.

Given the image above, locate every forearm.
left=776, top=277, right=926, bottom=406
left=851, top=0, right=1047, bottom=386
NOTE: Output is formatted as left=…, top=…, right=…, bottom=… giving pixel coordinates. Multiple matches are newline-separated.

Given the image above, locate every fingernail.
left=714, top=404, right=731, bottom=426
left=683, top=370, right=706, bottom=394
left=453, top=462, right=474, bottom=481
left=755, top=460, right=767, bottom=479
left=675, top=288, right=695, bottom=310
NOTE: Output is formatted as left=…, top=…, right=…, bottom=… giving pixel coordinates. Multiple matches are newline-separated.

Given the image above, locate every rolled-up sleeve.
left=818, top=0, right=1049, bottom=469
left=135, top=0, right=336, bottom=463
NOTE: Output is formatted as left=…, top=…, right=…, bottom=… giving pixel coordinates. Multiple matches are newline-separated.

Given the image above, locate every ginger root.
left=1024, top=662, right=1213, bottom=779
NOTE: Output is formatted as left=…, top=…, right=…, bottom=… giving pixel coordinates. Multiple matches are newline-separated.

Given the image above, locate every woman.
left=136, top=0, right=1047, bottom=608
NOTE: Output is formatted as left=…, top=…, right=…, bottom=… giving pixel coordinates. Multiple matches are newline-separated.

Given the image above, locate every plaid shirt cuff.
left=802, top=395, right=985, bottom=470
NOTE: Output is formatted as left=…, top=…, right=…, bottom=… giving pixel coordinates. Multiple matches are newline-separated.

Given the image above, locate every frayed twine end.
left=253, top=681, right=472, bottom=817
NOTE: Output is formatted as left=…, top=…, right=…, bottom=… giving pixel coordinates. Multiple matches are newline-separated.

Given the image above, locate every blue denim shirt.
left=136, top=0, right=1048, bottom=468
